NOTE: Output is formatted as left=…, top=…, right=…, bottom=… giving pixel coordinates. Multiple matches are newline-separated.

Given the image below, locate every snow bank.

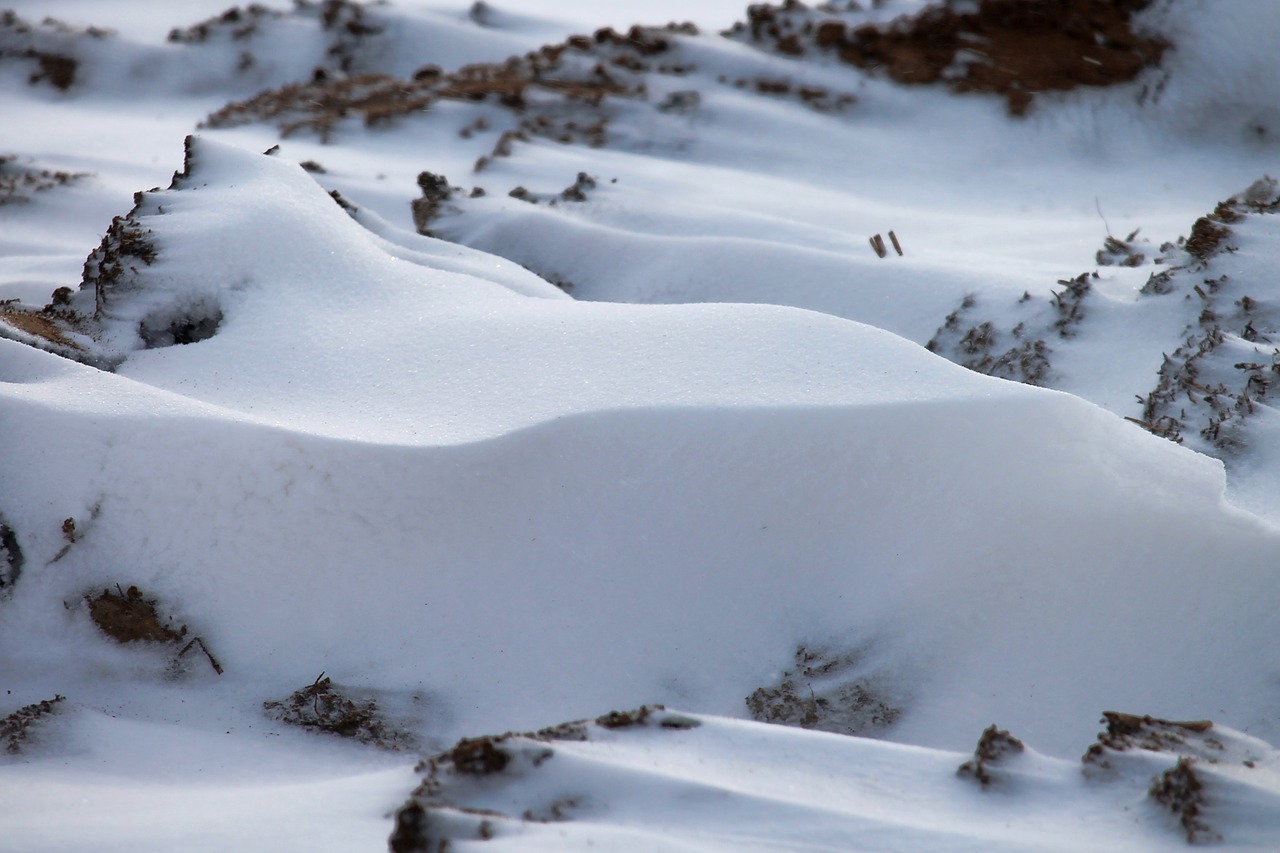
left=3, top=139, right=1279, bottom=761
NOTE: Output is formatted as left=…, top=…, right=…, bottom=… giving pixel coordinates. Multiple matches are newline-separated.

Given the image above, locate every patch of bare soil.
left=746, top=644, right=902, bottom=735
left=727, top=0, right=1167, bottom=114
left=956, top=723, right=1025, bottom=786
left=85, top=584, right=223, bottom=675
left=0, top=308, right=76, bottom=348
left=263, top=674, right=415, bottom=750
left=390, top=705, right=698, bottom=850
left=1, top=695, right=65, bottom=755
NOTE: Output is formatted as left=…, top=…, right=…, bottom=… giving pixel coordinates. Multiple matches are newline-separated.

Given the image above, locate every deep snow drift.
left=3, top=1, right=1280, bottom=850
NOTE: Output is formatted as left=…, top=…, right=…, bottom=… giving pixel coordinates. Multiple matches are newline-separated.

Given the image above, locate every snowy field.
left=3, top=1, right=1280, bottom=849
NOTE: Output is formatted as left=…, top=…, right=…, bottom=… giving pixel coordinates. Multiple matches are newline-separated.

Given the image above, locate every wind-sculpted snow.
left=4, top=139, right=1280, bottom=762
left=5, top=1, right=1280, bottom=849
left=384, top=711, right=1280, bottom=851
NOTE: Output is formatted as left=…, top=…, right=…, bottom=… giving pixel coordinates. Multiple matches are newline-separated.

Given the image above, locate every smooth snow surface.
left=3, top=1, right=1280, bottom=850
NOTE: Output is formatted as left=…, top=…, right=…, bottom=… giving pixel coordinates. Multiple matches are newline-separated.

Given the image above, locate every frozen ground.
left=2, top=1, right=1280, bottom=850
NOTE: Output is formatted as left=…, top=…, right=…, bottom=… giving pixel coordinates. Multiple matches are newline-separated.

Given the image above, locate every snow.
left=3, top=0, right=1280, bottom=850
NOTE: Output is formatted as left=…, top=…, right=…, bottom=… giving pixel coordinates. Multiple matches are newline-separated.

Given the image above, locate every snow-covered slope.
left=3, top=1, right=1280, bottom=850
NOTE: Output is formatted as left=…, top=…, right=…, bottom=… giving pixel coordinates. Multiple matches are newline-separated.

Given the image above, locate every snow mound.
left=3, top=136, right=1279, bottom=758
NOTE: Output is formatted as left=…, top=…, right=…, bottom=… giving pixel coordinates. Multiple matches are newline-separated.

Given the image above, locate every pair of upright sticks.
left=870, top=231, right=903, bottom=258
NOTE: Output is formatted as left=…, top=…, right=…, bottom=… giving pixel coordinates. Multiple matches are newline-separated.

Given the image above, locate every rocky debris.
left=391, top=705, right=699, bottom=850
left=1, top=696, right=65, bottom=755
left=263, top=675, right=414, bottom=750
left=726, top=0, right=1167, bottom=115
left=746, top=644, right=902, bottom=736
left=957, top=724, right=1025, bottom=786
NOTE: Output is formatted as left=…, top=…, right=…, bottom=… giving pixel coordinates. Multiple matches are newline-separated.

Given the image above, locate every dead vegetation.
left=728, top=0, right=1167, bottom=115
left=410, top=171, right=454, bottom=234
left=929, top=176, right=1280, bottom=460
left=719, top=73, right=857, bottom=113
left=956, top=723, right=1025, bottom=786
left=1150, top=757, right=1216, bottom=843
left=391, top=705, right=698, bottom=850
left=746, top=644, right=901, bottom=735
left=0, top=155, right=89, bottom=204
left=263, top=673, right=414, bottom=750
left=168, top=0, right=392, bottom=79
left=0, top=10, right=111, bottom=91
left=1096, top=227, right=1162, bottom=267
left=0, top=517, right=21, bottom=595
left=1082, top=711, right=1216, bottom=765
left=926, top=290, right=1055, bottom=386
left=1, top=695, right=65, bottom=755
left=1129, top=177, right=1280, bottom=450
left=200, top=22, right=686, bottom=143
left=200, top=7, right=850, bottom=157
left=82, top=205, right=159, bottom=315
left=1080, top=711, right=1242, bottom=844
left=84, top=584, right=223, bottom=675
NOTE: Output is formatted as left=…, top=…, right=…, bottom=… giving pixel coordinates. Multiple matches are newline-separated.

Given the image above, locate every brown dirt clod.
left=957, top=724, right=1025, bottom=786
left=450, top=736, right=512, bottom=774
left=86, top=584, right=187, bottom=644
